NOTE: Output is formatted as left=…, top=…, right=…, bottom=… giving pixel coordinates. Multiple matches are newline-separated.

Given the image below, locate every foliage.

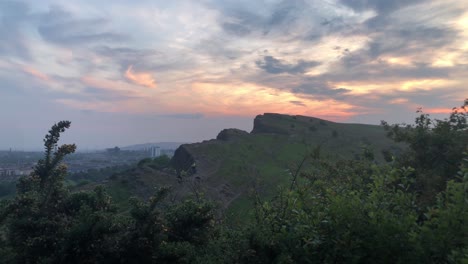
left=239, top=160, right=418, bottom=263
left=115, top=186, right=216, bottom=263
left=202, top=156, right=466, bottom=263
left=0, top=122, right=215, bottom=263
left=137, top=155, right=171, bottom=170
left=0, top=181, right=16, bottom=198
left=69, top=164, right=132, bottom=183
left=381, top=99, right=468, bottom=203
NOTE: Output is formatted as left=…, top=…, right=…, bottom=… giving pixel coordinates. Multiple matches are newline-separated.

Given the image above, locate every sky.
left=1, top=0, right=467, bottom=150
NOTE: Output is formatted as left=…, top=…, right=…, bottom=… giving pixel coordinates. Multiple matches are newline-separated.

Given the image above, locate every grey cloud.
left=207, top=0, right=351, bottom=69
left=292, top=79, right=351, bottom=98
left=340, top=53, right=368, bottom=68
left=216, top=0, right=310, bottom=37
left=217, top=0, right=463, bottom=105
left=289, top=100, right=306, bottom=107
left=38, top=22, right=126, bottom=45
left=4, top=68, right=137, bottom=104
left=245, top=69, right=350, bottom=99
left=195, top=37, right=249, bottom=61
left=82, top=87, right=140, bottom=102
left=338, top=0, right=427, bottom=14
left=39, top=26, right=125, bottom=45
left=37, top=6, right=127, bottom=45
left=265, top=0, right=305, bottom=33
left=225, top=7, right=264, bottom=27
left=309, top=16, right=350, bottom=38
left=218, top=7, right=264, bottom=36
left=366, top=27, right=458, bottom=59
left=94, top=46, right=159, bottom=68
left=94, top=45, right=194, bottom=75
left=256, top=55, right=321, bottom=74
left=334, top=22, right=459, bottom=80
left=334, top=0, right=461, bottom=69
left=95, top=46, right=157, bottom=58
left=331, top=59, right=452, bottom=82
left=222, top=22, right=251, bottom=36
left=0, top=1, right=32, bottom=60
left=393, top=88, right=463, bottom=107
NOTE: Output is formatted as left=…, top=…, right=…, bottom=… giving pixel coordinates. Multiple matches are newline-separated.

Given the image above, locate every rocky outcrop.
left=216, top=128, right=249, bottom=141
left=251, top=113, right=291, bottom=135
left=170, top=144, right=195, bottom=172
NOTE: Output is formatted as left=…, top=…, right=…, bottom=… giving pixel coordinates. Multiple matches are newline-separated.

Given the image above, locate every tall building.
left=150, top=146, right=161, bottom=158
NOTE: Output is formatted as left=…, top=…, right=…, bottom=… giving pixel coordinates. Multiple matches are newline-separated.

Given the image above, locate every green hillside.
left=99, top=113, right=404, bottom=219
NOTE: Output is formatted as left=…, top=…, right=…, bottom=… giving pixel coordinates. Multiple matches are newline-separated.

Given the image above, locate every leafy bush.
left=381, top=99, right=467, bottom=204
left=137, top=155, right=171, bottom=170
left=0, top=122, right=215, bottom=264
left=0, top=181, right=16, bottom=198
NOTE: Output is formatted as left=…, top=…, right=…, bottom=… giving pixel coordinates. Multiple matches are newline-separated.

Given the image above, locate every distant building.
left=0, top=168, right=16, bottom=178
left=150, top=146, right=161, bottom=158
left=0, top=167, right=32, bottom=177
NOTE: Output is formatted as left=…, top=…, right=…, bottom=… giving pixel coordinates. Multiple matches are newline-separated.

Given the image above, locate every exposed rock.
left=216, top=128, right=249, bottom=141
left=170, top=144, right=195, bottom=172
left=251, top=113, right=291, bottom=135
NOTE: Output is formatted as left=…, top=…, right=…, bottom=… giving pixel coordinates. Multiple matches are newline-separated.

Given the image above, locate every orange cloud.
left=424, top=107, right=454, bottom=114
left=82, top=76, right=143, bottom=95
left=178, top=82, right=360, bottom=121
left=59, top=79, right=361, bottom=121
left=389, top=98, right=409, bottom=104
left=22, top=66, right=50, bottom=82
left=333, top=78, right=458, bottom=95
left=124, top=65, right=157, bottom=88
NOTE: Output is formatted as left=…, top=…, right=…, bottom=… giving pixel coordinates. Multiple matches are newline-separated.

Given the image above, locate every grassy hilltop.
left=101, top=113, right=403, bottom=218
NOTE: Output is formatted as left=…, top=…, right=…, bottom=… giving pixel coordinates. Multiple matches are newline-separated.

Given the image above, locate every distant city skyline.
left=1, top=0, right=466, bottom=149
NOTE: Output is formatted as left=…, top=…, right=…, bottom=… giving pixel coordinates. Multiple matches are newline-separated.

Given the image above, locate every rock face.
left=216, top=128, right=249, bottom=141
left=170, top=144, right=194, bottom=172
left=251, top=113, right=292, bottom=135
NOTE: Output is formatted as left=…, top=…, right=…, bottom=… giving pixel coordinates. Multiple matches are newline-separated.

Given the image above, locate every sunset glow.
left=125, top=65, right=157, bottom=89
left=1, top=0, right=467, bottom=148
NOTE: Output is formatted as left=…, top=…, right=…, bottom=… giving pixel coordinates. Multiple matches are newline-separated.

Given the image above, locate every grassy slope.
left=184, top=115, right=403, bottom=221
left=88, top=114, right=403, bottom=221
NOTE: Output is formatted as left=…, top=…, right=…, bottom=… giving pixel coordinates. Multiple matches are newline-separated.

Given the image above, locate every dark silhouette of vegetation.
left=0, top=122, right=215, bottom=263
left=381, top=149, right=393, bottom=162
left=381, top=99, right=467, bottom=204
left=69, top=164, right=133, bottom=183
left=137, top=155, right=171, bottom=170
left=0, top=181, right=16, bottom=198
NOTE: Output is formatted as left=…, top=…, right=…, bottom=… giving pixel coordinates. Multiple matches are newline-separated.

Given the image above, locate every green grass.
left=84, top=114, right=405, bottom=217
left=175, top=115, right=404, bottom=215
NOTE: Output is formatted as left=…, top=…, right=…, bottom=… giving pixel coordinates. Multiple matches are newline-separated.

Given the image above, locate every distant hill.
left=98, top=113, right=405, bottom=220
left=121, top=142, right=188, bottom=151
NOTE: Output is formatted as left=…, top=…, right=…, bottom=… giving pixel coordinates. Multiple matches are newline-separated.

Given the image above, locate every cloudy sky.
left=1, top=0, right=467, bottom=150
